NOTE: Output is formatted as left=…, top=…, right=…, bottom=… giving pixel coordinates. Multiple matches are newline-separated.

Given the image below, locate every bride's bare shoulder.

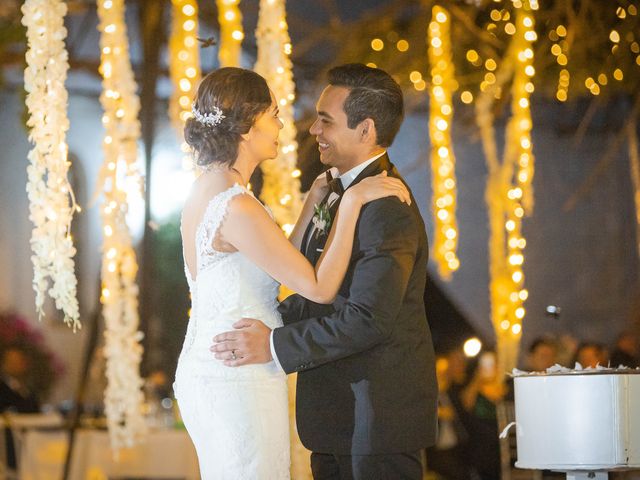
left=186, top=172, right=235, bottom=204
left=181, top=172, right=239, bottom=223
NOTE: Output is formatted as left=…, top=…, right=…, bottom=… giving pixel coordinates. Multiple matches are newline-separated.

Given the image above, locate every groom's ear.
left=359, top=118, right=377, bottom=145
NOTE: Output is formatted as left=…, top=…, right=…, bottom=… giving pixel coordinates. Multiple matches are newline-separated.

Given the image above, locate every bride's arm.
left=287, top=172, right=330, bottom=250
left=220, top=175, right=409, bottom=304
left=287, top=191, right=322, bottom=250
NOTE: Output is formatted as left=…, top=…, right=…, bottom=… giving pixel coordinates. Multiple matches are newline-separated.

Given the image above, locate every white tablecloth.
left=16, top=428, right=199, bottom=480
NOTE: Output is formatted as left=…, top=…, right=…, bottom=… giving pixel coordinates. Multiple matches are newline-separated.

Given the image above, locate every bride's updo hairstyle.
left=185, top=67, right=272, bottom=168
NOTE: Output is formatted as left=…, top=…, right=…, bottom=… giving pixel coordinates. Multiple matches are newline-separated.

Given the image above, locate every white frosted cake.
left=513, top=370, right=640, bottom=470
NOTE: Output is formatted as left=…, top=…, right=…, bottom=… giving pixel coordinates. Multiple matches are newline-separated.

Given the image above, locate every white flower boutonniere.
left=312, top=203, right=332, bottom=238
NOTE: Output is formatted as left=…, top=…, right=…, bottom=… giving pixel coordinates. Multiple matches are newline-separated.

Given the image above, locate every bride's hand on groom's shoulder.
left=345, top=171, right=411, bottom=207
left=307, top=167, right=338, bottom=203
left=210, top=318, right=273, bottom=367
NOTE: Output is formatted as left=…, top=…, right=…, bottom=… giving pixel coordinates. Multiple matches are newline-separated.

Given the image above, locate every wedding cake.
left=513, top=368, right=640, bottom=470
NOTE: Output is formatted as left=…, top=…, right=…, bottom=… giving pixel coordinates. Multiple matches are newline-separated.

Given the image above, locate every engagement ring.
left=231, top=350, right=237, bottom=360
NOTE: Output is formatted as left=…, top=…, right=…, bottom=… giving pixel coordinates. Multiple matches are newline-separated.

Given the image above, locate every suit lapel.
left=300, top=217, right=315, bottom=258
left=303, top=188, right=341, bottom=262
left=302, top=153, right=397, bottom=264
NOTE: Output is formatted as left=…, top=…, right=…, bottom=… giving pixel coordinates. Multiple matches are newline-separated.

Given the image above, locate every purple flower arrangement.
left=0, top=311, right=66, bottom=397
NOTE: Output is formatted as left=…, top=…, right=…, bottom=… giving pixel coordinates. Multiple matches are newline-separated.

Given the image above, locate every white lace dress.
left=174, top=184, right=290, bottom=479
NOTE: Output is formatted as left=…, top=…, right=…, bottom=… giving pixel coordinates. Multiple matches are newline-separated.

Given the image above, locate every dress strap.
left=197, top=183, right=250, bottom=266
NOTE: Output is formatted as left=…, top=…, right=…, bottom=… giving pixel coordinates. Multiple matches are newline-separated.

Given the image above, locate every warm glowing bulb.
left=396, top=39, right=409, bottom=52
left=463, top=338, right=482, bottom=357
left=609, top=30, right=620, bottom=43
left=179, top=78, right=191, bottom=92
left=436, top=119, right=448, bottom=131
left=371, top=38, right=384, bottom=51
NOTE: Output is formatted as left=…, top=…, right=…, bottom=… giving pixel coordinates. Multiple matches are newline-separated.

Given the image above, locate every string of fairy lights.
left=499, top=4, right=537, bottom=347
left=630, top=120, right=640, bottom=259
left=169, top=0, right=201, bottom=168
left=427, top=6, right=460, bottom=280
left=216, top=0, right=243, bottom=68
left=254, top=0, right=302, bottom=232
left=96, top=0, right=147, bottom=451
left=553, top=4, right=637, bottom=101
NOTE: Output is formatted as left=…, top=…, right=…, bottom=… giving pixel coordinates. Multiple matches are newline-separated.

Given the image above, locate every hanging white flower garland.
left=21, top=0, right=81, bottom=331
left=96, top=0, right=147, bottom=451
left=254, top=0, right=302, bottom=234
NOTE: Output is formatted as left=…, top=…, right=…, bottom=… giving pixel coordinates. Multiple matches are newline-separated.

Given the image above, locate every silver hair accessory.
left=191, top=103, right=226, bottom=127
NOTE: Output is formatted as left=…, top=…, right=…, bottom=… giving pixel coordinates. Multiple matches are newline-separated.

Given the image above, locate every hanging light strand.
left=629, top=119, right=640, bottom=259
left=477, top=0, right=537, bottom=376
left=254, top=0, right=302, bottom=234
left=169, top=0, right=201, bottom=172
left=21, top=0, right=81, bottom=331
left=216, top=0, right=243, bottom=67
left=96, top=0, right=147, bottom=451
left=428, top=6, right=460, bottom=280
left=497, top=0, right=537, bottom=357
left=550, top=25, right=570, bottom=101
left=506, top=5, right=537, bottom=333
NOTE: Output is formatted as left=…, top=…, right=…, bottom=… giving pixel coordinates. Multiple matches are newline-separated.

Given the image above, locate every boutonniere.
left=312, top=203, right=332, bottom=238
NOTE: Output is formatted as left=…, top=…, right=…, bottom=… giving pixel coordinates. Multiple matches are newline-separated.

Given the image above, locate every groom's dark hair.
left=327, top=63, right=404, bottom=148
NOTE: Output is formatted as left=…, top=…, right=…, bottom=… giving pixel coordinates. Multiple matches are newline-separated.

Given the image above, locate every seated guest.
left=0, top=347, right=40, bottom=471
left=456, top=351, right=506, bottom=480
left=525, top=336, right=558, bottom=372
left=609, top=331, right=639, bottom=367
left=574, top=342, right=608, bottom=368
left=426, top=349, right=475, bottom=480
left=0, top=347, right=40, bottom=413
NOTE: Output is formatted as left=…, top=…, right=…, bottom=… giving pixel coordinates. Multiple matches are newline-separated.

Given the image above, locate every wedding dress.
left=174, top=184, right=290, bottom=479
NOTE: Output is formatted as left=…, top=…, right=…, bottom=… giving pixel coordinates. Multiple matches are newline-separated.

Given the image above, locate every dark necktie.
left=327, top=176, right=344, bottom=197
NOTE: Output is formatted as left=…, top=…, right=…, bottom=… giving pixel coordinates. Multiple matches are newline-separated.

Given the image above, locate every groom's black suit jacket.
left=274, top=154, right=438, bottom=455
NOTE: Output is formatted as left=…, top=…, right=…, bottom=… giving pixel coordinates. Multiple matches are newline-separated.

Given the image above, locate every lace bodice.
left=179, top=183, right=282, bottom=359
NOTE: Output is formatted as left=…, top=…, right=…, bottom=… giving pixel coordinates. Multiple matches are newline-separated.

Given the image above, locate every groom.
left=212, top=63, right=437, bottom=479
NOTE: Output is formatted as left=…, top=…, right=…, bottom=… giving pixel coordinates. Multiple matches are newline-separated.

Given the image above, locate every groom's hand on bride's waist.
left=210, top=318, right=273, bottom=367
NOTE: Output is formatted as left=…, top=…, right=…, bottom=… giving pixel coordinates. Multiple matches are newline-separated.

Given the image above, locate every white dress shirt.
left=269, top=151, right=387, bottom=371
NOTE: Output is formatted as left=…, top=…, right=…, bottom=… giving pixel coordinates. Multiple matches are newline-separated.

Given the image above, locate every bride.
left=173, top=67, right=410, bottom=479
